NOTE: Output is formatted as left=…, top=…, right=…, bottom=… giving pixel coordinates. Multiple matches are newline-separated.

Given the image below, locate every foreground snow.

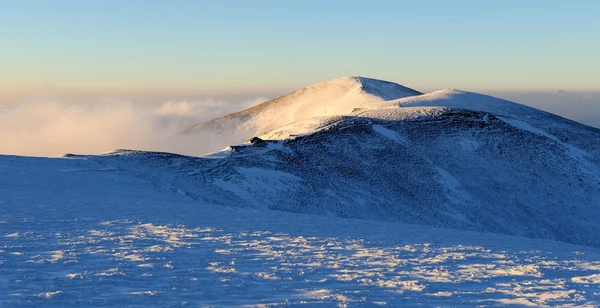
left=1, top=156, right=599, bottom=306
left=2, top=202, right=600, bottom=307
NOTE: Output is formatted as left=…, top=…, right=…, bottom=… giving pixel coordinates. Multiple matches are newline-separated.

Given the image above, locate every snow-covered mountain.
left=60, top=89, right=600, bottom=247
left=184, top=76, right=422, bottom=140
left=7, top=77, right=600, bottom=247
left=3, top=76, right=600, bottom=305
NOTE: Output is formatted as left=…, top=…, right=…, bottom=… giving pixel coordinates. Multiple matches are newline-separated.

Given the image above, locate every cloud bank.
left=490, top=91, right=600, bottom=129
left=0, top=96, right=267, bottom=157
left=1, top=90, right=598, bottom=158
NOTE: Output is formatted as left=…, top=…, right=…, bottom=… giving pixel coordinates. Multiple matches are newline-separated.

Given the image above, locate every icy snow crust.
left=3, top=77, right=600, bottom=306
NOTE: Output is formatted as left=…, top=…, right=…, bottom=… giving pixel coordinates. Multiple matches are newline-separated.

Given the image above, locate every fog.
left=488, top=91, right=600, bottom=129
left=1, top=90, right=599, bottom=158
left=0, top=95, right=268, bottom=157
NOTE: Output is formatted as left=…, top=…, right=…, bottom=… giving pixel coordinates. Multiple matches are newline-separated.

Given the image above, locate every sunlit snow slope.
left=184, top=76, right=422, bottom=140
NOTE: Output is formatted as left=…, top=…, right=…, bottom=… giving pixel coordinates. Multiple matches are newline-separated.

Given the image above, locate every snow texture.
left=1, top=156, right=600, bottom=306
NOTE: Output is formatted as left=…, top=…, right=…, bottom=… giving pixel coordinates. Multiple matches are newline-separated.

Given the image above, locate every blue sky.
left=1, top=0, right=599, bottom=93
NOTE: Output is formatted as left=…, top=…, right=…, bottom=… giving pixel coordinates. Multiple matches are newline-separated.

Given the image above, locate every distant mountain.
left=184, top=76, right=421, bottom=140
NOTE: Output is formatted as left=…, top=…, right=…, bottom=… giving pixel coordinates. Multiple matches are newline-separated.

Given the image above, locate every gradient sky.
left=2, top=0, right=599, bottom=93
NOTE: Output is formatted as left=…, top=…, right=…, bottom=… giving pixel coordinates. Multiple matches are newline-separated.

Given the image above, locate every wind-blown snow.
left=372, top=124, right=407, bottom=143
left=185, top=76, right=421, bottom=141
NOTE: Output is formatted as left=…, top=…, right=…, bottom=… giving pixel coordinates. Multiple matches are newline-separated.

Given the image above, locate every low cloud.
left=0, top=96, right=267, bottom=157
left=489, top=91, right=600, bottom=129
left=154, top=98, right=265, bottom=118
left=2, top=90, right=598, bottom=158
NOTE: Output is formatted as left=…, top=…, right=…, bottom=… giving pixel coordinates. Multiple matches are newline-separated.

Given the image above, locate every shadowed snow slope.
left=2, top=155, right=600, bottom=305
left=184, top=76, right=421, bottom=140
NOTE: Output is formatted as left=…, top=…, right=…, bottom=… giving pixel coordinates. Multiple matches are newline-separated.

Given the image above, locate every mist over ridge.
left=1, top=79, right=599, bottom=157
left=0, top=93, right=268, bottom=157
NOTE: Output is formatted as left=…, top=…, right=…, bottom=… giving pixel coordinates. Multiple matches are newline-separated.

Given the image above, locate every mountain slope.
left=3, top=77, right=600, bottom=305
left=39, top=88, right=600, bottom=247
left=4, top=78, right=600, bottom=248
left=184, top=76, right=421, bottom=140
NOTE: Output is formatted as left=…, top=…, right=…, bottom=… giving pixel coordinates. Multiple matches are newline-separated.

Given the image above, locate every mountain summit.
left=184, top=76, right=421, bottom=139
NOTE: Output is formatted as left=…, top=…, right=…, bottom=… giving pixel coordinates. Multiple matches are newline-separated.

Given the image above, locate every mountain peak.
left=553, top=89, right=575, bottom=96
left=185, top=77, right=422, bottom=138
left=303, top=76, right=423, bottom=99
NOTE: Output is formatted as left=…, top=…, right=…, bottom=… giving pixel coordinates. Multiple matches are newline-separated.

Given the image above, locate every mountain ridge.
left=5, top=76, right=600, bottom=248
left=44, top=103, right=600, bottom=247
